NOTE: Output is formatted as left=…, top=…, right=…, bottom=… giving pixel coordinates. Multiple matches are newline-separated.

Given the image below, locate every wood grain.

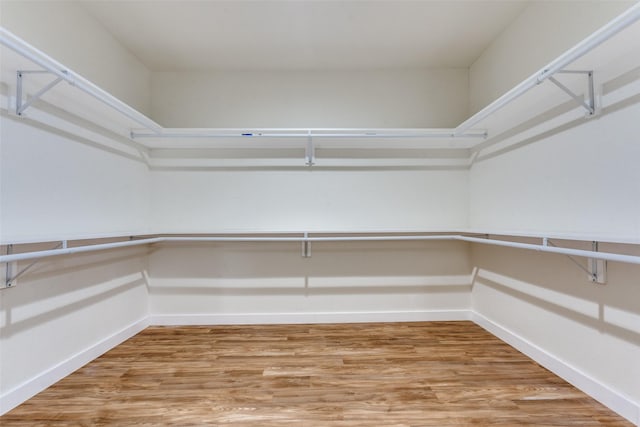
left=1, top=321, right=632, bottom=426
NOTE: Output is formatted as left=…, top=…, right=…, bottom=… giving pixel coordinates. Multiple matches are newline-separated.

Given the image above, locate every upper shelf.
left=0, top=27, right=162, bottom=133
left=1, top=3, right=640, bottom=163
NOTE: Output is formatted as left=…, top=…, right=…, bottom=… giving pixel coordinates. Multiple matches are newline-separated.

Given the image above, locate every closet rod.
left=455, top=236, right=640, bottom=265
left=161, top=235, right=458, bottom=243
left=2, top=235, right=640, bottom=266
left=0, top=28, right=163, bottom=134
left=0, top=237, right=165, bottom=264
left=455, top=1, right=640, bottom=135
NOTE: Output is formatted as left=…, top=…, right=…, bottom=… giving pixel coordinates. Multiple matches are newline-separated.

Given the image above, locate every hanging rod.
left=0, top=27, right=163, bottom=134
left=1, top=237, right=165, bottom=264
left=2, top=234, right=640, bottom=265
left=131, top=128, right=488, bottom=140
left=455, top=236, right=640, bottom=265
left=455, top=1, right=640, bottom=135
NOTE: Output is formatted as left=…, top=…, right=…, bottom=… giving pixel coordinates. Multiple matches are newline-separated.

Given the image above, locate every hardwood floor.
left=1, top=321, right=632, bottom=426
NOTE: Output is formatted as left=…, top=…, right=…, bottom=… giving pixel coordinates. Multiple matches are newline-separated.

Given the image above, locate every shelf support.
left=546, top=239, right=606, bottom=284
left=302, top=232, right=312, bottom=258
left=3, top=245, right=14, bottom=288
left=587, top=241, right=607, bottom=284
left=305, top=131, right=315, bottom=166
left=16, top=70, right=65, bottom=116
left=548, top=70, right=595, bottom=116
left=4, top=241, right=64, bottom=288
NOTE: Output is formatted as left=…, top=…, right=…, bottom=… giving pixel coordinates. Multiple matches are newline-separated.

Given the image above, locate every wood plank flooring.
left=1, top=321, right=632, bottom=426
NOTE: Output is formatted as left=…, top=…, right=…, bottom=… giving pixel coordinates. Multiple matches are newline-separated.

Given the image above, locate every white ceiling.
left=79, top=0, right=530, bottom=71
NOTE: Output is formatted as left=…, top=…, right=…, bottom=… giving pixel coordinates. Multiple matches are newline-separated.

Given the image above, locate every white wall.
left=471, top=243, right=640, bottom=422
left=151, top=169, right=468, bottom=233
left=0, top=0, right=151, bottom=115
left=469, top=1, right=633, bottom=114
left=0, top=247, right=149, bottom=413
left=469, top=101, right=640, bottom=240
left=148, top=67, right=472, bottom=336
left=466, top=3, right=640, bottom=422
left=151, top=69, right=468, bottom=128
left=149, top=240, right=471, bottom=322
left=466, top=95, right=640, bottom=425
left=149, top=67, right=471, bottom=232
left=0, top=117, right=151, bottom=242
left=0, top=94, right=152, bottom=414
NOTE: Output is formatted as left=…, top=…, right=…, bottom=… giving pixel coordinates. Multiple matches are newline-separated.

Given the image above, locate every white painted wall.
left=0, top=247, right=149, bottom=413
left=467, top=4, right=640, bottom=422
left=151, top=69, right=468, bottom=128
left=466, top=96, right=640, bottom=425
left=469, top=101, right=640, bottom=240
left=469, top=1, right=633, bottom=114
left=149, top=240, right=471, bottom=322
left=151, top=169, right=468, bottom=233
left=0, top=2, right=154, bottom=413
left=0, top=117, right=151, bottom=242
left=149, top=67, right=471, bottom=232
left=0, top=0, right=151, bottom=115
left=0, top=112, right=152, bottom=413
left=467, top=0, right=640, bottom=239
left=471, top=243, right=640, bottom=423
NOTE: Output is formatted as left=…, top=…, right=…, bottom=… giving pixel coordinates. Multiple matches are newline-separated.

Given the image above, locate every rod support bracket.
left=546, top=238, right=606, bottom=283
left=548, top=70, right=596, bottom=116
left=305, top=131, right=315, bottom=167
left=16, top=69, right=64, bottom=116
left=2, top=241, right=65, bottom=290
left=3, top=245, right=16, bottom=288
left=302, top=233, right=312, bottom=258
left=587, top=241, right=607, bottom=284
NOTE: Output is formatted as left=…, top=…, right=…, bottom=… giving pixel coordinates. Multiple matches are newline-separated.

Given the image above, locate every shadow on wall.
left=470, top=250, right=640, bottom=347
left=148, top=240, right=470, bottom=277
left=147, top=241, right=472, bottom=291
left=146, top=241, right=473, bottom=313
left=149, top=284, right=472, bottom=297
left=0, top=248, right=149, bottom=338
left=474, top=66, right=640, bottom=164
left=0, top=104, right=146, bottom=166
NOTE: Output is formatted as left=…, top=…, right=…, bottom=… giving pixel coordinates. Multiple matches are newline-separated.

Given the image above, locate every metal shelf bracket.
left=305, top=131, right=315, bottom=166
left=3, top=245, right=15, bottom=288
left=587, top=241, right=607, bottom=284
left=16, top=69, right=65, bottom=116
left=548, top=70, right=595, bottom=116
left=547, top=239, right=606, bottom=284
left=3, top=241, right=64, bottom=288
left=302, top=232, right=312, bottom=258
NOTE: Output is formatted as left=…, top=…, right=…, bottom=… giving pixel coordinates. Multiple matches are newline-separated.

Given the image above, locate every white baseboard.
left=471, top=311, right=639, bottom=426
left=150, top=309, right=472, bottom=326
left=0, top=317, right=149, bottom=416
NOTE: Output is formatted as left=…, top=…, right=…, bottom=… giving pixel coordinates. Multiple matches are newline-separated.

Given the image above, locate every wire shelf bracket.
left=587, top=241, right=607, bottom=284
left=547, top=70, right=596, bottom=116
left=15, top=69, right=65, bottom=116
left=545, top=238, right=606, bottom=284
left=302, top=232, right=312, bottom=257
left=305, top=131, right=315, bottom=167
left=3, top=245, right=15, bottom=289
left=3, top=241, right=65, bottom=288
